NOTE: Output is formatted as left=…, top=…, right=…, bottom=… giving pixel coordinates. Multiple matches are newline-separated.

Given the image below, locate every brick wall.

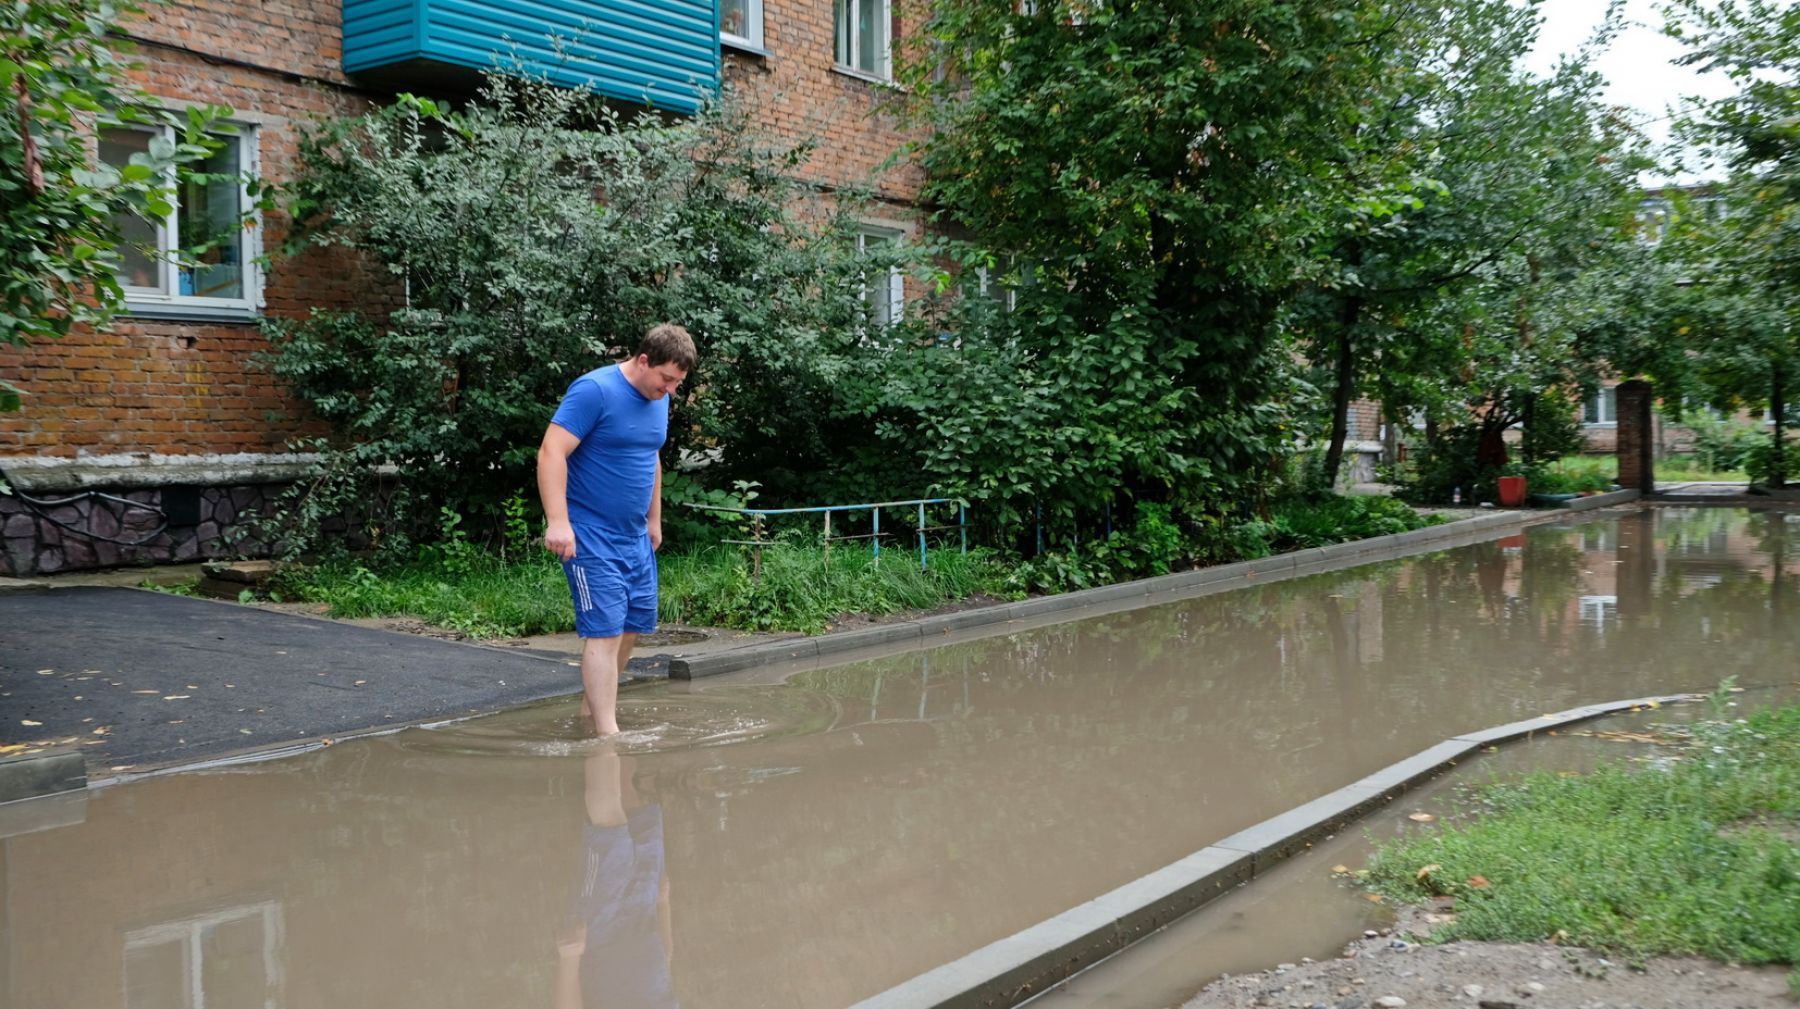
left=723, top=0, right=924, bottom=205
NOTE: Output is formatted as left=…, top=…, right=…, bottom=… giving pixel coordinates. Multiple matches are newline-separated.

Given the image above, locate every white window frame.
left=1583, top=386, right=1617, bottom=427
left=835, top=0, right=892, bottom=81
left=855, top=225, right=904, bottom=330
left=974, top=266, right=1016, bottom=312
left=720, top=0, right=763, bottom=50
left=100, top=121, right=262, bottom=320
left=124, top=900, right=285, bottom=1009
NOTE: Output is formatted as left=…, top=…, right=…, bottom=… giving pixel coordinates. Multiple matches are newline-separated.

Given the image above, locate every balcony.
left=343, top=0, right=719, bottom=114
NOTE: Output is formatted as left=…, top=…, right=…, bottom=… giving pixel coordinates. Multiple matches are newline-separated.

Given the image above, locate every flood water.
left=5, top=506, right=1797, bottom=1009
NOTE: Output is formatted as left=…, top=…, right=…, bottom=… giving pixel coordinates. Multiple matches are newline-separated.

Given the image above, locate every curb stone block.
left=0, top=749, right=86, bottom=805
left=849, top=692, right=1681, bottom=1009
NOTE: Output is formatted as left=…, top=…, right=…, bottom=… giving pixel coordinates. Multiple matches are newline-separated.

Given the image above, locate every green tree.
left=890, top=0, right=1407, bottom=531
left=1, top=0, right=230, bottom=410
left=1662, top=0, right=1800, bottom=486
left=1298, top=0, right=1649, bottom=488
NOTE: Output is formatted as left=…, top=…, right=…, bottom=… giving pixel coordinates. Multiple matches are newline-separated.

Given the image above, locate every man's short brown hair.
left=638, top=323, right=697, bottom=371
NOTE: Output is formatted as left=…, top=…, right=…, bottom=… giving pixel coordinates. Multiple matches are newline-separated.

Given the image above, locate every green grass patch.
left=660, top=544, right=1013, bottom=633
left=1365, top=703, right=1800, bottom=984
left=276, top=544, right=1014, bottom=638
left=1546, top=453, right=1750, bottom=485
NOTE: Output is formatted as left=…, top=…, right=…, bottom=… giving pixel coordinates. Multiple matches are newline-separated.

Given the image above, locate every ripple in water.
left=396, top=685, right=838, bottom=758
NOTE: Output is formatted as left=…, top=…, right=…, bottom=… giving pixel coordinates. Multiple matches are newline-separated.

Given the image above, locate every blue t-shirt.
left=551, top=365, right=668, bottom=552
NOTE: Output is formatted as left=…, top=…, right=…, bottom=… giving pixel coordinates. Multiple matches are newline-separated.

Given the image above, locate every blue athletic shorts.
left=563, top=550, right=658, bottom=639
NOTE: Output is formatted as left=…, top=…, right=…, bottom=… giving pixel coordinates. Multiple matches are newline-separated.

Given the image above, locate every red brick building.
left=1, top=0, right=936, bottom=575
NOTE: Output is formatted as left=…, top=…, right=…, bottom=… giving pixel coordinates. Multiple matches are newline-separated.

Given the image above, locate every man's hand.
left=544, top=521, right=577, bottom=561
left=648, top=518, right=663, bottom=553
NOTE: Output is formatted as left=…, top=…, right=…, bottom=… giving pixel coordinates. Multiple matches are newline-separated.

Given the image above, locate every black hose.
left=0, top=461, right=170, bottom=547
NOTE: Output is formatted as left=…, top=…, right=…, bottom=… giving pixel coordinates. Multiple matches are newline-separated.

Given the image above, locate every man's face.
left=635, top=356, right=689, bottom=400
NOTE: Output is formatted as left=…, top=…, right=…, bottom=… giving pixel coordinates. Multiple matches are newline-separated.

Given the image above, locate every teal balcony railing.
left=343, top=0, right=719, bottom=114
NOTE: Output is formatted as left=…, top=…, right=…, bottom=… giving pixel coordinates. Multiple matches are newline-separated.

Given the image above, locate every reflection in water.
left=6, top=508, right=1799, bottom=1009
left=556, top=752, right=676, bottom=1009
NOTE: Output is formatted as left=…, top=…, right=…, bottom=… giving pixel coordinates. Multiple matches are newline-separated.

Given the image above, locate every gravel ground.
left=1179, top=907, right=1794, bottom=1009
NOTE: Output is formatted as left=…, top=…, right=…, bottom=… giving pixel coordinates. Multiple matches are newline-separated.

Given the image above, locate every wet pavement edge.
left=846, top=692, right=1692, bottom=1009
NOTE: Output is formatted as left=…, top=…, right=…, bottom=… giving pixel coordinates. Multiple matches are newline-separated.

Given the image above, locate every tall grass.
left=280, top=544, right=1013, bottom=638
left=1365, top=703, right=1800, bottom=986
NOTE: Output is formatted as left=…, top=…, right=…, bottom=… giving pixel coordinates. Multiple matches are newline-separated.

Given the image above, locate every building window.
left=721, top=0, right=762, bottom=48
left=99, top=123, right=260, bottom=318
left=1583, top=386, right=1616, bottom=426
left=835, top=0, right=891, bottom=79
left=854, top=226, right=904, bottom=329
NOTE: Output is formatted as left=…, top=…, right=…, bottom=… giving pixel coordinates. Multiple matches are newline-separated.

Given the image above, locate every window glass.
left=180, top=139, right=244, bottom=299
left=854, top=228, right=902, bottom=329
left=98, top=126, right=165, bottom=292
left=835, top=0, right=889, bottom=77
left=1584, top=386, right=1616, bottom=425
left=721, top=0, right=761, bottom=45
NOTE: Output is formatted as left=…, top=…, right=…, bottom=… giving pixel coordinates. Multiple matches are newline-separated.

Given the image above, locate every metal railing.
left=687, top=498, right=967, bottom=577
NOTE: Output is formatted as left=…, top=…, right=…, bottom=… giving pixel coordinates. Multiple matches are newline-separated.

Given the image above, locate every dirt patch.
left=1180, top=905, right=1793, bottom=1009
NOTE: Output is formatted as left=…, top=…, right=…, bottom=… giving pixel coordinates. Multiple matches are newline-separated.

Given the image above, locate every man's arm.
left=647, top=455, right=663, bottom=552
left=538, top=424, right=582, bottom=561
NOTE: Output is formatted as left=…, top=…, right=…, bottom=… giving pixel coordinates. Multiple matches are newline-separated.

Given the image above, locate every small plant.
left=501, top=490, right=534, bottom=562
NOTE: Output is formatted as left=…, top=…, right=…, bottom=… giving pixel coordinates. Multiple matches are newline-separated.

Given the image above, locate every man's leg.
left=579, top=635, right=623, bottom=736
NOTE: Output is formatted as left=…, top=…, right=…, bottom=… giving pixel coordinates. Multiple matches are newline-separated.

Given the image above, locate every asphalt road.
left=1, top=586, right=596, bottom=773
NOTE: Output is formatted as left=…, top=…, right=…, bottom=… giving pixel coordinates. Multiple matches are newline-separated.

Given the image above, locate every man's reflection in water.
left=555, top=750, right=677, bottom=1009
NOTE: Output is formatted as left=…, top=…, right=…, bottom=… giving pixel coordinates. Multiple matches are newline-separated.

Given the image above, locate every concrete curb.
left=846, top=692, right=1689, bottom=1009
left=0, top=748, right=86, bottom=806
left=668, top=492, right=1643, bottom=679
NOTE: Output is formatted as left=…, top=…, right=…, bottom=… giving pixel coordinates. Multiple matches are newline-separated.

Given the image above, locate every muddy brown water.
left=5, top=507, right=1797, bottom=1009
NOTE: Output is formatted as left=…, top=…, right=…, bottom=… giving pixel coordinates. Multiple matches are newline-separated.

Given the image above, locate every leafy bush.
left=1519, top=388, right=1586, bottom=464
left=1746, top=435, right=1800, bottom=486
left=1686, top=411, right=1763, bottom=473
left=259, top=77, right=874, bottom=552
left=1394, top=425, right=1495, bottom=504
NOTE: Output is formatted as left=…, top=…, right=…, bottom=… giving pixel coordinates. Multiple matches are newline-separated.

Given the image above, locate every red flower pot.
left=1497, top=475, right=1527, bottom=507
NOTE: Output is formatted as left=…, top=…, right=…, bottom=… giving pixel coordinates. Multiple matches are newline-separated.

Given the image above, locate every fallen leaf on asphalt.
left=1416, top=864, right=1441, bottom=880
left=238, top=729, right=253, bottom=735
left=35, top=669, right=53, bottom=675
left=91, top=727, right=110, bottom=735
left=1332, top=864, right=1351, bottom=874
left=1468, top=875, right=1490, bottom=888
left=185, top=685, right=198, bottom=690
left=0, top=744, right=27, bottom=755
left=354, top=680, right=366, bottom=686
left=72, top=695, right=83, bottom=701
left=20, top=720, right=41, bottom=727
left=1409, top=813, right=1435, bottom=822
left=162, top=695, right=189, bottom=701
left=1364, top=893, right=1383, bottom=903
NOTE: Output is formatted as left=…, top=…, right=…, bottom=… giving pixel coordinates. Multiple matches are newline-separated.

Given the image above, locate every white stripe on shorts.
left=575, top=566, right=593, bottom=612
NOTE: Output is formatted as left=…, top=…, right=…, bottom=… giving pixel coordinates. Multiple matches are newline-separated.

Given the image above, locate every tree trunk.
left=1771, top=361, right=1788, bottom=489
left=1321, top=295, right=1361, bottom=492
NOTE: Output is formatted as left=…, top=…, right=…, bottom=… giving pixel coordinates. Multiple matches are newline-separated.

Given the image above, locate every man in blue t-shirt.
left=537, top=324, right=696, bottom=735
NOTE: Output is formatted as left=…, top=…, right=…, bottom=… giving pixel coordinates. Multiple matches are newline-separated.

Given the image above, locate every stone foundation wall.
left=1, top=483, right=279, bottom=577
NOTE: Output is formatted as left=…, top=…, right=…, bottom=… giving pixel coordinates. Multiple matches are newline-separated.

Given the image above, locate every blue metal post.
left=873, top=507, right=881, bottom=561
left=918, top=502, right=927, bottom=569
left=959, top=504, right=967, bottom=555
